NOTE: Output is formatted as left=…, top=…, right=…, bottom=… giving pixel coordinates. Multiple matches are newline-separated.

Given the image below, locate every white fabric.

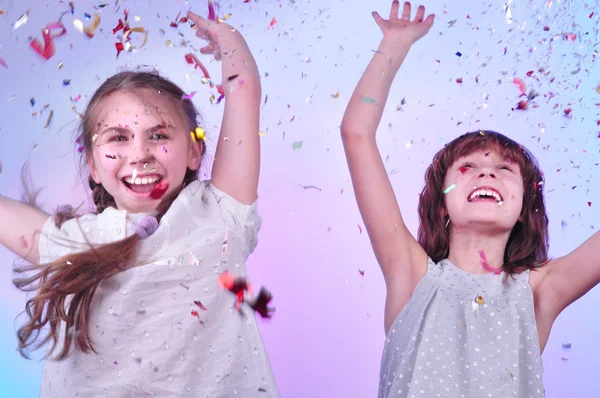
left=38, top=180, right=279, bottom=397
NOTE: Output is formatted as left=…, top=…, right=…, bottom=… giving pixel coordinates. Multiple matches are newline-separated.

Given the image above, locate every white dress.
left=37, top=180, right=279, bottom=397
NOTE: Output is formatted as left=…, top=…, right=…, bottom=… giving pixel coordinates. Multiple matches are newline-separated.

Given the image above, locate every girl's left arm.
left=540, top=230, right=600, bottom=313
left=188, top=12, right=261, bottom=205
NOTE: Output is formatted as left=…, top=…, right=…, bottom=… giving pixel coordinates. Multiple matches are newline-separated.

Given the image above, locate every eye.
left=150, top=132, right=168, bottom=140
left=500, top=165, right=513, bottom=171
left=108, top=134, right=127, bottom=142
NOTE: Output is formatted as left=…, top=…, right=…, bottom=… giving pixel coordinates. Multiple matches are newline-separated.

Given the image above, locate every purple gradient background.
left=1, top=0, right=599, bottom=397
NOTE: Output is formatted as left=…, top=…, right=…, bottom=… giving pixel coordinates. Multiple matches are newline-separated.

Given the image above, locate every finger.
left=390, top=0, right=400, bottom=19
left=372, top=11, right=385, bottom=26
left=187, top=11, right=208, bottom=28
left=424, top=14, right=435, bottom=26
left=400, top=2, right=411, bottom=20
left=199, top=45, right=214, bottom=54
left=414, top=5, right=425, bottom=22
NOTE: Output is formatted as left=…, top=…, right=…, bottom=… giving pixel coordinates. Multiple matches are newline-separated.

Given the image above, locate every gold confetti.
left=134, top=16, right=141, bottom=21
left=258, top=131, right=266, bottom=136
left=123, top=27, right=148, bottom=51
left=596, top=83, right=600, bottom=95
left=330, top=91, right=339, bottom=98
left=476, top=296, right=484, bottom=305
left=43, top=110, right=54, bottom=129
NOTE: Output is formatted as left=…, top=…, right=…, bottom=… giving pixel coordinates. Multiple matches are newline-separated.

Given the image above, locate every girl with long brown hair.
left=341, top=1, right=600, bottom=397
left=0, top=10, right=279, bottom=397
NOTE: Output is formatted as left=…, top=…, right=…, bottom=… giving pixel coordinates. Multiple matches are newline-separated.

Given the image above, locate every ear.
left=187, top=140, right=202, bottom=171
left=87, top=155, right=101, bottom=184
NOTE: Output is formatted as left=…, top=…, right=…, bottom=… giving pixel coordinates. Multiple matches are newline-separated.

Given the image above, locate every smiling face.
left=87, top=89, right=201, bottom=213
left=442, top=148, right=524, bottom=233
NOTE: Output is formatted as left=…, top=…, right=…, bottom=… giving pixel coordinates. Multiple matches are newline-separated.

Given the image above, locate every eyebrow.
left=99, top=124, right=173, bottom=136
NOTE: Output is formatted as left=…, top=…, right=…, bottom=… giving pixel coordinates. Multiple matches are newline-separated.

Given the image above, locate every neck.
left=446, top=224, right=511, bottom=274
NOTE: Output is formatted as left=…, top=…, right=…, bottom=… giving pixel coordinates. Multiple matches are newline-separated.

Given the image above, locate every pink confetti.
left=207, top=0, right=216, bottom=21
left=512, top=77, right=526, bottom=95
left=0, top=58, right=7, bottom=68
left=478, top=250, right=502, bottom=274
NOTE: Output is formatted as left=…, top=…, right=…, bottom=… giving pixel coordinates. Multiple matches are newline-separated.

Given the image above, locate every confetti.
left=357, top=224, right=363, bottom=234
left=292, top=141, right=303, bottom=149
left=149, top=180, right=169, bottom=200
left=405, top=140, right=413, bottom=149
left=30, top=21, right=67, bottom=60
left=512, top=77, right=526, bottom=95
left=358, top=269, right=365, bottom=276
left=63, top=79, right=71, bottom=86
left=595, top=84, right=600, bottom=95
left=331, top=91, right=339, bottom=98
left=208, top=0, right=217, bottom=21
left=185, top=53, right=214, bottom=86
left=43, top=110, right=54, bottom=129
left=218, top=271, right=275, bottom=318
left=443, top=183, right=456, bottom=194
left=123, top=27, right=149, bottom=52
left=30, top=97, right=35, bottom=107
left=269, top=17, right=277, bottom=28
left=14, top=11, right=29, bottom=29
left=478, top=250, right=502, bottom=274
left=298, top=184, right=322, bottom=191
left=362, top=96, right=377, bottom=103
left=562, top=343, right=571, bottom=349
left=455, top=51, right=462, bottom=57
left=0, top=58, right=7, bottom=68
left=73, top=12, right=101, bottom=38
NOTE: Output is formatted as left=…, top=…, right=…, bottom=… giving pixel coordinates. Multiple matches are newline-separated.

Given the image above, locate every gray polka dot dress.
left=379, top=258, right=544, bottom=398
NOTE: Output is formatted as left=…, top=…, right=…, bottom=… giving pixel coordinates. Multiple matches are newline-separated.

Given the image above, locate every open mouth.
left=467, top=187, right=503, bottom=203
left=122, top=175, right=163, bottom=194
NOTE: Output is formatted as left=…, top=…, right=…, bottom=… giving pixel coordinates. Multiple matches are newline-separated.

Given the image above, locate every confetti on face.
left=459, top=165, right=469, bottom=174
left=443, top=183, right=456, bottom=195
left=149, top=180, right=169, bottom=200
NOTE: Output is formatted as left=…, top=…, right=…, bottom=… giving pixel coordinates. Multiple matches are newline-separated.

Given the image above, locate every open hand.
left=187, top=11, right=234, bottom=61
left=373, top=1, right=435, bottom=45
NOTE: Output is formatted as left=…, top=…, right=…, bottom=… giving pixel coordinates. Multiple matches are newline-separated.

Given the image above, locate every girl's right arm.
left=340, top=1, right=434, bottom=331
left=0, top=194, right=50, bottom=265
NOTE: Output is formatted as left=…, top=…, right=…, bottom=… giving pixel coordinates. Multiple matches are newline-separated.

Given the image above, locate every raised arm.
left=188, top=11, right=261, bottom=205
left=341, top=1, right=434, bottom=331
left=0, top=194, right=50, bottom=265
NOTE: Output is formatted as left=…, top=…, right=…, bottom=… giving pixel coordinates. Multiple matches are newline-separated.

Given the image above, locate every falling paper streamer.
left=73, top=12, right=101, bottom=38
left=123, top=27, right=149, bottom=52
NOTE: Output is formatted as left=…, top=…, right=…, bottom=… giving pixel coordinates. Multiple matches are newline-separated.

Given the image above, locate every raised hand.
left=372, top=1, right=435, bottom=45
left=187, top=11, right=235, bottom=61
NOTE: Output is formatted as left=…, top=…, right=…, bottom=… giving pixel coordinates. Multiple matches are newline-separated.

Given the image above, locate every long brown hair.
left=13, top=71, right=206, bottom=360
left=417, top=130, right=549, bottom=274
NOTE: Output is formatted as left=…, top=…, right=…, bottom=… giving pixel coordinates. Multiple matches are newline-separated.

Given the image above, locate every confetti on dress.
left=218, top=272, right=274, bottom=318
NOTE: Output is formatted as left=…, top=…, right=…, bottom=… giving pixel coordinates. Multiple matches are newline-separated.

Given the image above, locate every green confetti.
left=292, top=141, right=303, bottom=149
left=362, top=96, right=377, bottom=103
left=443, top=183, right=457, bottom=194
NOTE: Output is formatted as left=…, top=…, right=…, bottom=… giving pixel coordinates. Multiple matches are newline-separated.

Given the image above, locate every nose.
left=478, top=168, right=496, bottom=179
left=128, top=142, right=155, bottom=165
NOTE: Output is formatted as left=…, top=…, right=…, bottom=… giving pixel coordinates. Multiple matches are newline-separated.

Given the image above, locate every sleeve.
left=184, top=180, right=262, bottom=255
left=38, top=213, right=101, bottom=264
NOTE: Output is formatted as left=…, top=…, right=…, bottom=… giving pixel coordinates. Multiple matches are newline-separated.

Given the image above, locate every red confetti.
left=29, top=21, right=67, bottom=60
left=149, top=180, right=169, bottom=200
left=512, top=77, right=526, bottom=95
left=563, top=108, right=572, bottom=115
left=115, top=42, right=124, bottom=57
left=218, top=271, right=274, bottom=318
left=459, top=165, right=469, bottom=174
left=269, top=17, right=277, bottom=28
left=357, top=224, right=362, bottom=234
left=516, top=100, right=528, bottom=110
left=588, top=202, right=592, bottom=207
left=194, top=300, right=207, bottom=311
left=478, top=250, right=502, bottom=274
left=185, top=53, right=213, bottom=85
left=543, top=25, right=550, bottom=31
left=456, top=77, right=463, bottom=83
left=207, top=0, right=216, bottom=21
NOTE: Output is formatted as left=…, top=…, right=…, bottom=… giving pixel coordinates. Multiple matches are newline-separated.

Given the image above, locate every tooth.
left=141, top=178, right=148, bottom=185
left=134, top=178, right=142, bottom=185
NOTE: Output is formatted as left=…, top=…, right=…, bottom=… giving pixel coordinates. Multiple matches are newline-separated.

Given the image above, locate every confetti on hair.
left=149, top=180, right=169, bottom=200
left=182, top=91, right=197, bottom=100
left=73, top=12, right=101, bottom=38
left=443, top=183, right=456, bottom=194
left=478, top=250, right=502, bottom=274
left=0, top=58, right=7, bottom=68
